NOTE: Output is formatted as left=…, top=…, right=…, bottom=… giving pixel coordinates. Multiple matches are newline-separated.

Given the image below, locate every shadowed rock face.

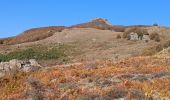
left=0, top=59, right=42, bottom=78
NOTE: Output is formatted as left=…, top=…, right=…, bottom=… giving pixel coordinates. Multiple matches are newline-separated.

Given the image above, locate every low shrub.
left=116, top=34, right=121, bottom=39
left=143, top=40, right=170, bottom=55
left=153, top=23, right=159, bottom=26
left=0, top=44, right=71, bottom=62
left=0, top=39, right=4, bottom=44
left=149, top=32, right=161, bottom=42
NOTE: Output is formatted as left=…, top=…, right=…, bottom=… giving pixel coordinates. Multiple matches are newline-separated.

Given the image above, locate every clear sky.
left=0, top=0, right=170, bottom=38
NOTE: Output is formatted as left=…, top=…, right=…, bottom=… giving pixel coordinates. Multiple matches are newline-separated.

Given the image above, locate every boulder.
left=0, top=59, right=42, bottom=78
left=142, top=35, right=150, bottom=41
left=22, top=64, right=40, bottom=72
left=29, top=59, right=41, bottom=67
left=128, top=32, right=150, bottom=41
left=0, top=62, right=11, bottom=72
left=129, top=32, right=139, bottom=40
left=9, top=59, right=22, bottom=70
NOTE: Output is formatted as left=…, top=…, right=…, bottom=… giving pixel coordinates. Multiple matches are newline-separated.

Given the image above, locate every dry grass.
left=1, top=26, right=65, bottom=45
left=0, top=54, right=169, bottom=99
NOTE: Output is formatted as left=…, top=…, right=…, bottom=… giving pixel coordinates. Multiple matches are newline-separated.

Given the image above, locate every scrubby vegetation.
left=0, top=19, right=170, bottom=99
left=149, top=32, right=161, bottom=42
left=0, top=44, right=73, bottom=62
left=0, top=54, right=170, bottom=99
left=143, top=40, right=170, bottom=55
left=116, top=34, right=121, bottom=39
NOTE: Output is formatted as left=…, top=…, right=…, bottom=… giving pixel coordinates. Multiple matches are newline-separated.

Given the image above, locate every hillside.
left=0, top=18, right=170, bottom=99
left=0, top=26, right=66, bottom=45
left=0, top=18, right=125, bottom=45
left=0, top=18, right=170, bottom=65
left=0, top=28, right=158, bottom=66
left=0, top=52, right=170, bottom=99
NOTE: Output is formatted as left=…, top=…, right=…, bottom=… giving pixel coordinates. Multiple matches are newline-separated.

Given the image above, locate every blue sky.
left=0, top=0, right=170, bottom=38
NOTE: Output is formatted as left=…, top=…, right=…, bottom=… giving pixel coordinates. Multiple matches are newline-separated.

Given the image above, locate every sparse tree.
left=153, top=23, right=159, bottom=26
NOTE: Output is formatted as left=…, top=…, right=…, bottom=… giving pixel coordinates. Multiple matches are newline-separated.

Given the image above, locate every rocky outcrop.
left=128, top=32, right=150, bottom=41
left=70, top=18, right=125, bottom=32
left=128, top=32, right=139, bottom=40
left=0, top=59, right=42, bottom=78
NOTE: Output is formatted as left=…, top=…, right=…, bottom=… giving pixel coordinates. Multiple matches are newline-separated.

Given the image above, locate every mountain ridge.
left=1, top=18, right=166, bottom=45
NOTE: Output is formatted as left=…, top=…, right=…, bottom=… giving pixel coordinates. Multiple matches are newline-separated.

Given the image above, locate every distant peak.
left=90, top=18, right=112, bottom=26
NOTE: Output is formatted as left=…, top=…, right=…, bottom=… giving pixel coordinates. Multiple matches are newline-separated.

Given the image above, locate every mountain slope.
left=0, top=26, right=66, bottom=45
left=0, top=18, right=126, bottom=45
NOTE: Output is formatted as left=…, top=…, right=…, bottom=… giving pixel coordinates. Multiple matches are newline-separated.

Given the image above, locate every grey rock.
left=0, top=59, right=41, bottom=78
left=129, top=32, right=139, bottom=40
left=0, top=71, right=5, bottom=78
left=29, top=59, right=41, bottom=67
left=22, top=64, right=40, bottom=72
left=1, top=62, right=10, bottom=72
left=143, top=34, right=150, bottom=41
left=132, top=74, right=149, bottom=81
left=9, top=59, right=22, bottom=70
left=128, top=32, right=150, bottom=41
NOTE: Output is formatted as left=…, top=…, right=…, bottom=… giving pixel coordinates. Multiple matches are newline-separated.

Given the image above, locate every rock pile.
left=128, top=32, right=150, bottom=41
left=0, top=59, right=42, bottom=78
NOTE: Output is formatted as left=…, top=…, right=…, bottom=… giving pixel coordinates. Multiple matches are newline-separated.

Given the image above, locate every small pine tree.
left=153, top=23, right=159, bottom=26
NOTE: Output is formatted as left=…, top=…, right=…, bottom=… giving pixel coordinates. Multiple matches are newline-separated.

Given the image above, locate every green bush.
left=0, top=44, right=69, bottom=62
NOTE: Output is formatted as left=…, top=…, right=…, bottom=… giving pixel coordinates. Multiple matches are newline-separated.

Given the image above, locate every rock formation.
left=0, top=59, right=42, bottom=78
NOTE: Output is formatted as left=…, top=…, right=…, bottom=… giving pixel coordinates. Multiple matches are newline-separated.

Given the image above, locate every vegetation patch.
left=143, top=40, right=170, bottom=55
left=149, top=32, right=161, bottom=42
left=0, top=44, right=74, bottom=62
